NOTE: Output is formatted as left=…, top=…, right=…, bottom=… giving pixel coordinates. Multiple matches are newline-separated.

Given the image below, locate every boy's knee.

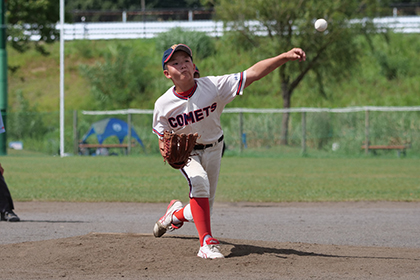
left=190, top=176, right=210, bottom=198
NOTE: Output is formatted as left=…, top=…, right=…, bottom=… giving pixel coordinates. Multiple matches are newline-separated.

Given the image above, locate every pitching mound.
left=1, top=232, right=419, bottom=279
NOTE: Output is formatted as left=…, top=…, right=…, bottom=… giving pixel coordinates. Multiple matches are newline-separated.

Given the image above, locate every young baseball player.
left=152, top=44, right=306, bottom=259
left=0, top=115, right=20, bottom=222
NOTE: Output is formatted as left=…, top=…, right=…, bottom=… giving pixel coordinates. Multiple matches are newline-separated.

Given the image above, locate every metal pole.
left=127, top=113, right=132, bottom=155
left=239, top=111, right=243, bottom=153
left=365, top=109, right=369, bottom=155
left=59, top=0, right=65, bottom=157
left=141, top=0, right=145, bottom=38
left=0, top=0, right=8, bottom=155
left=73, top=110, right=78, bottom=155
left=301, top=111, right=306, bottom=155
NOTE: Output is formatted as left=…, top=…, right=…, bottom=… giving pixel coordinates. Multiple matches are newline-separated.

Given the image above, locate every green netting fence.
left=5, top=106, right=420, bottom=157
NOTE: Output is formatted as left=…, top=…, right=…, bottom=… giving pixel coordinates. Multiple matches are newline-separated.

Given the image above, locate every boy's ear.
left=163, top=69, right=171, bottom=79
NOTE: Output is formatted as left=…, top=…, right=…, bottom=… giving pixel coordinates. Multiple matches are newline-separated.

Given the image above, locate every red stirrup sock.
left=173, top=206, right=188, bottom=223
left=190, top=197, right=212, bottom=246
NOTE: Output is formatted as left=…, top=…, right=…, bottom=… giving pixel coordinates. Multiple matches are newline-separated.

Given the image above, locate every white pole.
left=59, top=0, right=65, bottom=157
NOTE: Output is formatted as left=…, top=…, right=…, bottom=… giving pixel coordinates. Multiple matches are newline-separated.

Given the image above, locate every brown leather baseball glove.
left=163, top=131, right=199, bottom=169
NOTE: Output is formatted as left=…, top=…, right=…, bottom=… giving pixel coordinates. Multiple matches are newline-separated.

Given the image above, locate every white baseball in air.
left=314, top=18, right=328, bottom=32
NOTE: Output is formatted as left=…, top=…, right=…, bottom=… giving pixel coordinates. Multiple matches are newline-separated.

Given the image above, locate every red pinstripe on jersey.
left=236, top=72, right=244, bottom=95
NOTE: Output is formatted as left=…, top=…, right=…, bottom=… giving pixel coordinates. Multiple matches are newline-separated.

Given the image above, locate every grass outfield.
left=1, top=154, right=419, bottom=203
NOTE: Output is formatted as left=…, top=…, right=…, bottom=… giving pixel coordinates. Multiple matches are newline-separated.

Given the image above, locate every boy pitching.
left=152, top=44, right=305, bottom=259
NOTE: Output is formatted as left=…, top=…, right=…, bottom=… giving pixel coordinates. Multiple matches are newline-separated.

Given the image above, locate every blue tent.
left=82, top=118, right=145, bottom=149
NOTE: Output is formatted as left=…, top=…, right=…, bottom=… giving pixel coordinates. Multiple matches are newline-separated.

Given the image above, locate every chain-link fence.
left=5, top=107, right=420, bottom=157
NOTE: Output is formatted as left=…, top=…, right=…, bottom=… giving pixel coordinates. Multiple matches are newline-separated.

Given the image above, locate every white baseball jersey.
left=153, top=71, right=247, bottom=144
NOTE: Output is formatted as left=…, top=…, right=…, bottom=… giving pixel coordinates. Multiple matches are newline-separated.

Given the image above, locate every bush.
left=7, top=90, right=49, bottom=140
left=79, top=43, right=152, bottom=110
left=155, top=27, right=216, bottom=60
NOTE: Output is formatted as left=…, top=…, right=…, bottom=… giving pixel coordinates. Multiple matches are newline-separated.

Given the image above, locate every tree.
left=214, top=0, right=388, bottom=145
left=66, top=0, right=204, bottom=11
left=79, top=44, right=151, bottom=110
left=6, top=0, right=60, bottom=54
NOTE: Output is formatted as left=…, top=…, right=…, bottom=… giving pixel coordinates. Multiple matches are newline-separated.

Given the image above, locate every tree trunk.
left=280, top=83, right=291, bottom=146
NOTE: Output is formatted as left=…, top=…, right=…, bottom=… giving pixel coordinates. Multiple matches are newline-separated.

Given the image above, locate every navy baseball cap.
left=162, top=44, right=193, bottom=70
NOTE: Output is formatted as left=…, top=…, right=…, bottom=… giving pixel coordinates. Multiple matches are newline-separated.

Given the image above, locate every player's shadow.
left=169, top=236, right=339, bottom=259
left=221, top=241, right=415, bottom=261
left=159, top=236, right=416, bottom=261
left=221, top=241, right=338, bottom=259
left=18, top=220, right=88, bottom=223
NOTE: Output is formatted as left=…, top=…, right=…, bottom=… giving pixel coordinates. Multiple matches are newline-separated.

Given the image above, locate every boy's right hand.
left=286, top=48, right=306, bottom=62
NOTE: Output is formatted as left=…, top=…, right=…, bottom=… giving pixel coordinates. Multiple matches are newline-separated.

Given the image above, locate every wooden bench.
left=79, top=143, right=136, bottom=155
left=361, top=145, right=409, bottom=157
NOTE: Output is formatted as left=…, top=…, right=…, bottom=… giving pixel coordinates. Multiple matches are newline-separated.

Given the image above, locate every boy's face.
left=164, top=51, right=195, bottom=83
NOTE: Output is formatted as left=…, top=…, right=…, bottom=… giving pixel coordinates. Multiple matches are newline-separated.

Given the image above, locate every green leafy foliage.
left=155, top=27, right=216, bottom=60
left=6, top=0, right=60, bottom=54
left=7, top=32, right=420, bottom=155
left=6, top=90, right=49, bottom=140
left=79, top=43, right=152, bottom=110
left=214, top=0, right=388, bottom=92
left=8, top=33, right=420, bottom=113
left=66, top=0, right=204, bottom=11
left=213, top=0, right=390, bottom=144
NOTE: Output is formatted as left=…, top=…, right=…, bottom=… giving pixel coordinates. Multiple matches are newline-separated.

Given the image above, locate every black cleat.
left=1, top=210, right=20, bottom=222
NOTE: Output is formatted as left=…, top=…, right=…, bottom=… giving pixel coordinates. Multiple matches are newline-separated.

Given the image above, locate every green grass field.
left=2, top=154, right=419, bottom=203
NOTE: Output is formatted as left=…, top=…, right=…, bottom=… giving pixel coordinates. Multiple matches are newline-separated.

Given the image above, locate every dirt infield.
left=1, top=201, right=419, bottom=279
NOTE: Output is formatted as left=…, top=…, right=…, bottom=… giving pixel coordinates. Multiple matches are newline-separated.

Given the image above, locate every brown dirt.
left=1, top=232, right=419, bottom=280
left=1, top=201, right=420, bottom=279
